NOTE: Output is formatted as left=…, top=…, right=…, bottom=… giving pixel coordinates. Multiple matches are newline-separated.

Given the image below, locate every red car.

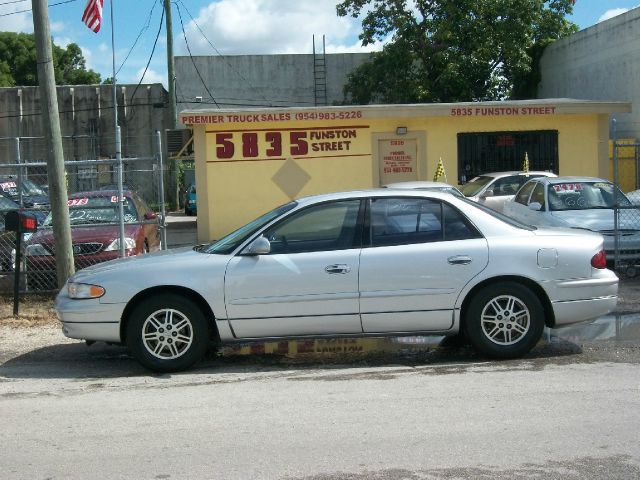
left=25, top=190, right=161, bottom=290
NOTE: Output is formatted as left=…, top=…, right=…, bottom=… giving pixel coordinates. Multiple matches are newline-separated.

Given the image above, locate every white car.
left=383, top=181, right=464, bottom=197
left=625, top=189, right=640, bottom=205
left=56, top=190, right=618, bottom=372
left=460, top=171, right=557, bottom=212
left=503, top=176, right=640, bottom=266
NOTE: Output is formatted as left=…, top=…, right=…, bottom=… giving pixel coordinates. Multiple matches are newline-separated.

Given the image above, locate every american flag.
left=82, top=0, right=104, bottom=33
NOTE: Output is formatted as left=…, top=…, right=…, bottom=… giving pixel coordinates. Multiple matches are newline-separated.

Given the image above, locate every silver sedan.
left=56, top=190, right=618, bottom=372
left=503, top=176, right=640, bottom=267
left=460, top=170, right=557, bottom=212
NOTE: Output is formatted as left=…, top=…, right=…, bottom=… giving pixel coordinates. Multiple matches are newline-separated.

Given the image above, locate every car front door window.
left=263, top=200, right=361, bottom=254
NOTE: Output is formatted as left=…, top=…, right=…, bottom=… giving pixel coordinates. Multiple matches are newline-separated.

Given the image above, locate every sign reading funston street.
left=205, top=125, right=370, bottom=162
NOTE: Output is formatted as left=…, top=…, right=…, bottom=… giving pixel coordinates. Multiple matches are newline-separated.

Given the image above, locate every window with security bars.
left=457, top=130, right=558, bottom=183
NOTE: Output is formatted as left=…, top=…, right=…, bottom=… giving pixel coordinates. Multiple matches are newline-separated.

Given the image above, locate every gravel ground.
left=0, top=279, right=640, bottom=363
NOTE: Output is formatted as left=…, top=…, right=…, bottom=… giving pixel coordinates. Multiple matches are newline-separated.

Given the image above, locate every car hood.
left=28, top=224, right=142, bottom=245
left=73, top=246, right=197, bottom=277
left=550, top=209, right=640, bottom=233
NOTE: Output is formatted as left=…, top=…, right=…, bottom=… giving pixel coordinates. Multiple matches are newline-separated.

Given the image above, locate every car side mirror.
left=528, top=202, right=543, bottom=211
left=480, top=189, right=494, bottom=199
left=144, top=212, right=157, bottom=220
left=242, top=235, right=271, bottom=256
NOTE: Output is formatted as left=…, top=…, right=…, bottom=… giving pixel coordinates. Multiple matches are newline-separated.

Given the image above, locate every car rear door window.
left=530, top=182, right=546, bottom=209
left=369, top=198, right=481, bottom=247
left=514, top=181, right=537, bottom=205
left=490, top=176, right=522, bottom=196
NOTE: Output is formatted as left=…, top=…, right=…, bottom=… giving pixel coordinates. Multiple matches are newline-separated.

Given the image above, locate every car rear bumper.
left=551, top=295, right=618, bottom=327
left=549, top=271, right=619, bottom=326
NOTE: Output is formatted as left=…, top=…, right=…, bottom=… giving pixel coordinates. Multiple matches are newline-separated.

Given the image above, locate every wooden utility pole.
left=164, top=0, right=177, bottom=128
left=164, top=0, right=178, bottom=210
left=32, top=0, right=75, bottom=287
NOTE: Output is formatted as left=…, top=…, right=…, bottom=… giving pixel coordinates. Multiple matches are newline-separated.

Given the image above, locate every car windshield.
left=22, top=178, right=46, bottom=196
left=460, top=176, right=494, bottom=196
left=204, top=201, right=297, bottom=254
left=0, top=195, right=17, bottom=210
left=0, top=178, right=46, bottom=198
left=548, top=182, right=631, bottom=211
left=42, top=195, right=138, bottom=226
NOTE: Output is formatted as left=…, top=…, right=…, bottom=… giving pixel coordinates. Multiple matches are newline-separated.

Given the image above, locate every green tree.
left=0, top=32, right=101, bottom=86
left=336, top=0, right=578, bottom=103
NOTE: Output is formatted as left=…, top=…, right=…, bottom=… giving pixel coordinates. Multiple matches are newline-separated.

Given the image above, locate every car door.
left=359, top=197, right=489, bottom=333
left=224, top=199, right=363, bottom=338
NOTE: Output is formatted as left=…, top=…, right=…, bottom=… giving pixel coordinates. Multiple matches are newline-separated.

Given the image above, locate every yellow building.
left=180, top=99, right=630, bottom=242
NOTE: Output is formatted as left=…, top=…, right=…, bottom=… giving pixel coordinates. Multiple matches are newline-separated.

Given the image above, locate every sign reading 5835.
left=210, top=127, right=363, bottom=161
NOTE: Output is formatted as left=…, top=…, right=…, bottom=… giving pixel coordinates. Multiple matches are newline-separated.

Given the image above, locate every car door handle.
left=325, top=264, right=351, bottom=274
left=447, top=255, right=472, bottom=265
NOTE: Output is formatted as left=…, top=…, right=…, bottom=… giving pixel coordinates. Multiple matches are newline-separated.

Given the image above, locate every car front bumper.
left=55, top=291, right=124, bottom=343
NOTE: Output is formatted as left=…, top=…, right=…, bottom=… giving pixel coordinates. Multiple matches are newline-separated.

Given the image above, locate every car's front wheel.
left=126, top=294, right=210, bottom=372
left=464, top=282, right=544, bottom=359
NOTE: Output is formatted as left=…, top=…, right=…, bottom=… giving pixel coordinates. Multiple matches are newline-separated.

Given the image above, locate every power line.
left=174, top=1, right=219, bottom=107
left=0, top=0, right=29, bottom=6
left=0, top=99, right=168, bottom=120
left=174, top=0, right=271, bottom=107
left=116, top=0, right=160, bottom=76
left=0, top=0, right=77, bottom=17
left=129, top=3, right=165, bottom=103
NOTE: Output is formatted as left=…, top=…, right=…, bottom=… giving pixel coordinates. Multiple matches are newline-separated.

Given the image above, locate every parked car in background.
left=184, top=184, right=197, bottom=215
left=503, top=176, right=640, bottom=267
left=460, top=171, right=557, bottom=212
left=56, top=189, right=617, bottom=372
left=0, top=175, right=50, bottom=210
left=625, top=188, right=640, bottom=205
left=25, top=190, right=161, bottom=289
left=383, top=181, right=464, bottom=197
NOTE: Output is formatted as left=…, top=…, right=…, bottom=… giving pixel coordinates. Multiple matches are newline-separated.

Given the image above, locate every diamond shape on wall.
left=272, top=159, right=311, bottom=199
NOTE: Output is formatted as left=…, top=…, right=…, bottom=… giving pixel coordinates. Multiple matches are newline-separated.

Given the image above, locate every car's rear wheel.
left=464, top=282, right=544, bottom=359
left=126, top=294, right=210, bottom=372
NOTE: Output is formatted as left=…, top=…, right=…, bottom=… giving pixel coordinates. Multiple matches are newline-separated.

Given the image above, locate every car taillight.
left=591, top=250, right=607, bottom=269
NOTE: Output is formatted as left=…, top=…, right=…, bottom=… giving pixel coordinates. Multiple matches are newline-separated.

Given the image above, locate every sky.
left=0, top=0, right=638, bottom=87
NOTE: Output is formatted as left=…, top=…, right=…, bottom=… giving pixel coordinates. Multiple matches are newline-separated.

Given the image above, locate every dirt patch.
left=0, top=294, right=58, bottom=327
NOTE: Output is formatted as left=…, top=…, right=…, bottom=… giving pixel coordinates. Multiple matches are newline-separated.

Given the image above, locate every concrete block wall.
left=0, top=83, right=170, bottom=163
left=538, top=7, right=640, bottom=139
left=175, top=53, right=372, bottom=111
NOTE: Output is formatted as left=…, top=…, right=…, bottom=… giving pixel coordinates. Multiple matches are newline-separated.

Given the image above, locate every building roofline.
left=179, top=98, right=631, bottom=123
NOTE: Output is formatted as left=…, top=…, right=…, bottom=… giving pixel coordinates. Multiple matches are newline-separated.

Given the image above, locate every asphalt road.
left=1, top=316, right=639, bottom=480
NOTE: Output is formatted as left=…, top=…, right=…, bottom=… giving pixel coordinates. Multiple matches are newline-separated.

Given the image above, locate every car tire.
left=126, top=294, right=210, bottom=372
left=464, top=282, right=544, bottom=359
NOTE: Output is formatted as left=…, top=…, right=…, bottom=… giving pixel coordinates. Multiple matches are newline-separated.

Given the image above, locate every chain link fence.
left=0, top=133, right=169, bottom=293
left=612, top=139, right=640, bottom=278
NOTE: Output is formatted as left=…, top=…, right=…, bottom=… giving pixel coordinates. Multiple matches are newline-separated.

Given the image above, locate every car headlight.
left=104, top=237, right=137, bottom=251
left=188, top=199, right=196, bottom=204
left=25, top=243, right=51, bottom=256
left=67, top=282, right=105, bottom=299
